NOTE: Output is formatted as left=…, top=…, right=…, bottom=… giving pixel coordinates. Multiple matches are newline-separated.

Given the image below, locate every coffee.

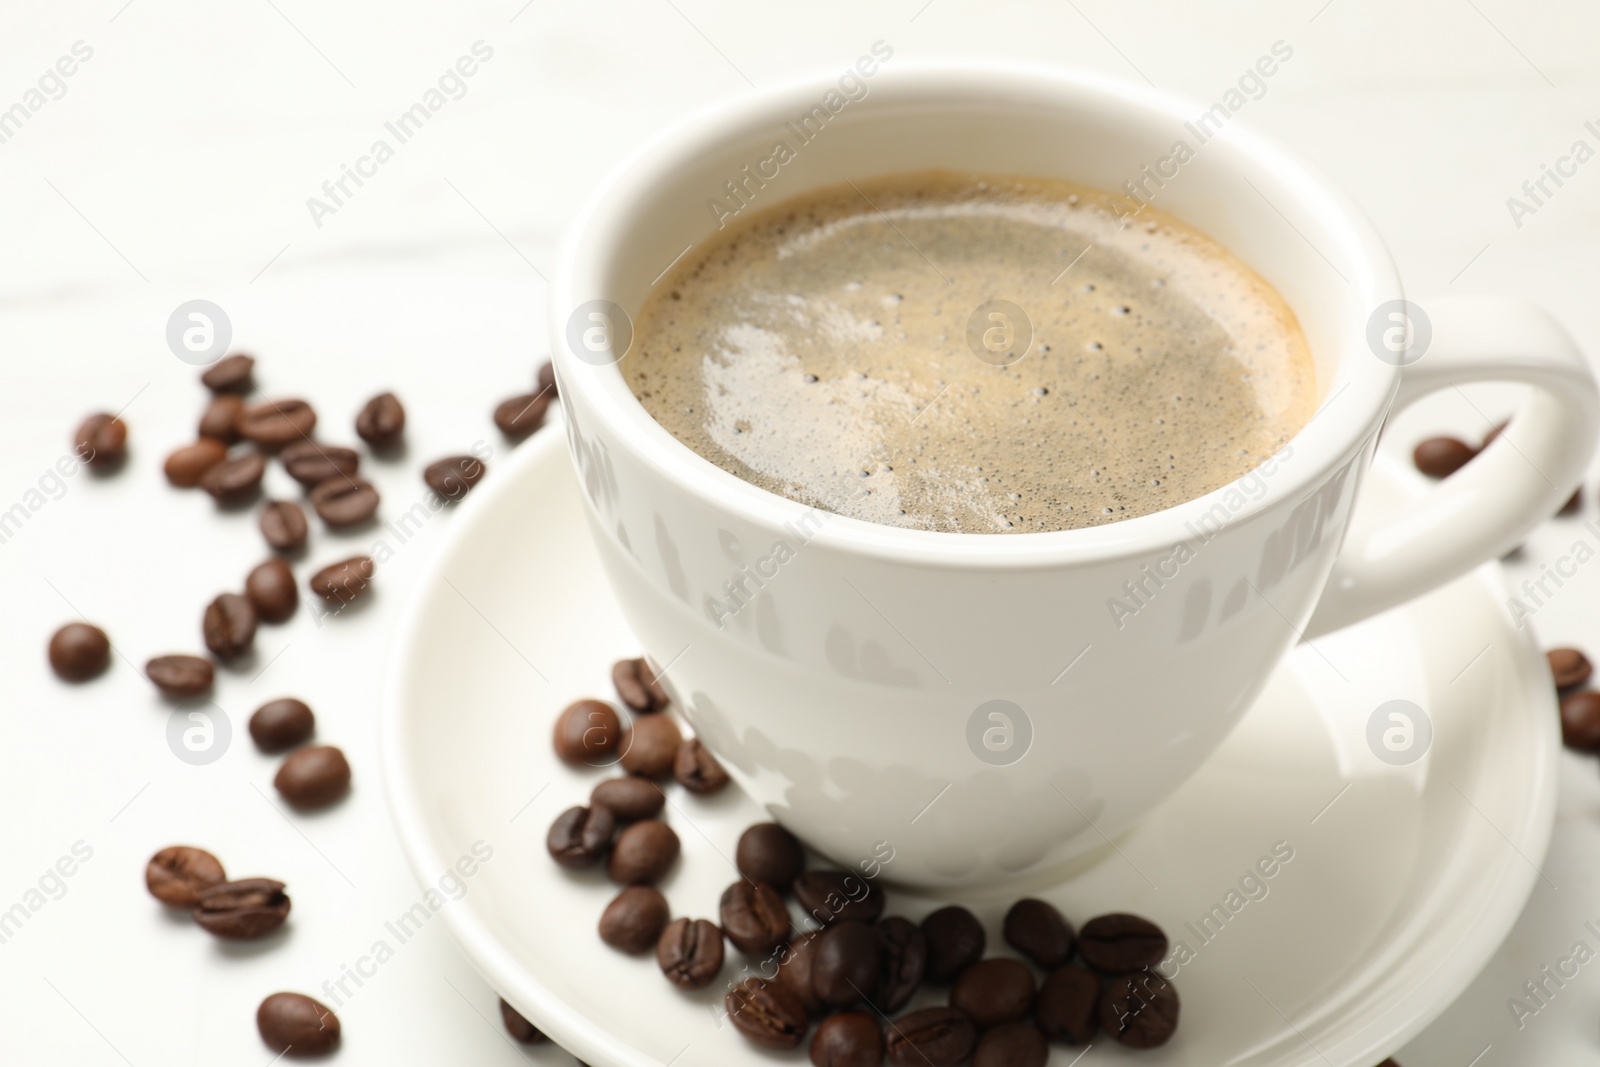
left=629, top=172, right=1316, bottom=533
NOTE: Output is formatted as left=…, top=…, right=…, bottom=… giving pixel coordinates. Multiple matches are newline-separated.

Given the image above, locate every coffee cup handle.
left=1304, top=295, right=1600, bottom=638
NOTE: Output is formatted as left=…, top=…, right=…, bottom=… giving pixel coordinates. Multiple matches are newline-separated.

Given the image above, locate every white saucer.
left=379, top=426, right=1558, bottom=1067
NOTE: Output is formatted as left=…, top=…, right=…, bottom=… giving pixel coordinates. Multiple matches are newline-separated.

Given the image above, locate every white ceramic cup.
left=550, top=60, right=1598, bottom=889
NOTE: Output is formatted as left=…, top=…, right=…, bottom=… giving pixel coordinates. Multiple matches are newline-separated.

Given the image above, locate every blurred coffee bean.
left=308, top=556, right=374, bottom=605
left=199, top=394, right=244, bottom=442
left=199, top=450, right=266, bottom=505
left=885, top=1006, right=976, bottom=1067
left=246, top=558, right=298, bottom=623
left=973, top=1021, right=1048, bottom=1067
left=259, top=500, right=308, bottom=552
left=951, top=957, right=1035, bottom=1028
left=657, top=916, right=724, bottom=990
left=1099, top=972, right=1179, bottom=1049
left=554, top=699, right=622, bottom=764
left=591, top=776, right=664, bottom=822
left=810, top=1010, right=883, bottom=1067
left=274, top=745, right=351, bottom=809
left=537, top=360, right=558, bottom=398
left=613, top=656, right=670, bottom=712
left=775, top=931, right=826, bottom=1017
left=201, top=354, right=254, bottom=394
left=145, top=654, right=213, bottom=698
left=737, top=822, right=805, bottom=891
left=547, top=804, right=615, bottom=868
left=726, top=978, right=807, bottom=1050
left=920, top=906, right=985, bottom=982
left=75, top=413, right=127, bottom=469
left=1559, top=690, right=1600, bottom=751
left=1004, top=898, right=1075, bottom=967
left=1412, top=436, right=1475, bottom=478
left=281, top=441, right=360, bottom=489
left=164, top=439, right=228, bottom=487
left=607, top=819, right=678, bottom=885
left=250, top=698, right=314, bottom=752
left=424, top=455, right=487, bottom=501
left=795, top=870, right=883, bottom=929
left=202, top=593, right=257, bottom=659
left=309, top=476, right=380, bottom=527
left=620, top=714, right=681, bottom=778
left=499, top=997, right=546, bottom=1043
left=674, top=738, right=729, bottom=795
left=193, top=877, right=290, bottom=939
left=256, top=992, right=339, bottom=1056
left=1079, top=913, right=1167, bottom=974
left=145, top=845, right=225, bottom=907
left=720, top=880, right=790, bottom=955
left=236, top=398, right=316, bottom=449
left=812, top=920, right=879, bottom=1008
left=876, top=916, right=926, bottom=1013
left=599, top=884, right=669, bottom=953
left=1034, top=964, right=1100, bottom=1044
left=48, top=622, right=110, bottom=682
left=494, top=393, right=550, bottom=439
left=355, top=392, right=405, bottom=448
left=1549, top=647, right=1593, bottom=690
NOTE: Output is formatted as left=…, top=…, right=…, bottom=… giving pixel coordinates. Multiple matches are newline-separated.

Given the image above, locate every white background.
left=3, top=0, right=1600, bottom=1064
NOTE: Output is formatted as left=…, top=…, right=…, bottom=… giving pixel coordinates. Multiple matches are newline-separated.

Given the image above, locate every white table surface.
left=4, top=1, right=1599, bottom=1064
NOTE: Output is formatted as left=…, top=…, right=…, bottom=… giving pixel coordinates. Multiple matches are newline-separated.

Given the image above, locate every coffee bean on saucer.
left=592, top=776, right=665, bottom=822
left=309, top=556, right=374, bottom=604
left=599, top=884, right=669, bottom=953
left=199, top=394, right=244, bottom=442
left=621, top=714, right=681, bottom=778
left=355, top=392, right=405, bottom=449
left=951, top=957, right=1036, bottom=1028
left=246, top=559, right=299, bottom=623
left=1034, top=964, right=1100, bottom=1044
left=876, top=916, right=927, bottom=1013
left=499, top=997, right=546, bottom=1043
left=812, top=920, right=879, bottom=1008
left=203, top=592, right=258, bottom=659
left=920, top=905, right=985, bottom=983
left=201, top=354, right=254, bottom=394
left=237, top=398, right=317, bottom=449
left=613, top=656, right=670, bottom=712
left=726, top=978, right=808, bottom=1050
left=675, top=738, right=729, bottom=795
left=250, top=698, right=315, bottom=752
left=193, top=877, right=290, bottom=939
left=554, top=699, right=622, bottom=764
left=720, top=880, right=790, bottom=955
left=811, top=1010, right=883, bottom=1067
left=145, top=845, right=225, bottom=907
left=1004, top=898, right=1075, bottom=967
left=1549, top=647, right=1593, bottom=690
left=309, top=475, right=380, bottom=527
left=48, top=622, right=110, bottom=682
left=164, top=439, right=228, bottom=487
left=657, top=916, right=725, bottom=990
left=607, top=819, right=678, bottom=884
left=274, top=745, right=351, bottom=809
left=794, top=870, right=883, bottom=928
left=775, top=931, right=826, bottom=1016
left=1559, top=690, right=1600, bottom=751
left=886, top=1006, right=976, bottom=1067
left=1099, top=971, right=1179, bottom=1049
left=260, top=500, right=308, bottom=552
left=282, top=441, right=360, bottom=489
left=424, top=455, right=487, bottom=501
left=146, top=654, right=213, bottom=698
left=737, top=822, right=805, bottom=891
left=75, top=413, right=127, bottom=469
left=548, top=804, right=615, bottom=868
left=494, top=393, right=550, bottom=439
left=973, top=1021, right=1048, bottom=1067
left=1413, top=436, right=1475, bottom=478
left=257, top=992, right=339, bottom=1056
left=1078, top=913, right=1167, bottom=974
left=199, top=450, right=266, bottom=504
left=537, top=360, right=558, bottom=398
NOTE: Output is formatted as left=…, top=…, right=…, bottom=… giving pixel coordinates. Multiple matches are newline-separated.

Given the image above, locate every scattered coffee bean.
left=1099, top=971, right=1179, bottom=1049
left=202, top=592, right=257, bottom=659
left=1078, top=913, right=1168, bottom=974
left=309, top=475, right=380, bottom=527
left=973, top=1021, right=1048, bottom=1067
left=775, top=931, right=826, bottom=1016
left=281, top=441, right=360, bottom=489
left=1034, top=964, right=1100, bottom=1044
left=274, top=745, right=351, bottom=809
left=657, top=916, right=725, bottom=990
left=876, top=916, right=927, bottom=1013
left=736, top=822, right=805, bottom=891
left=309, top=556, right=374, bottom=605
left=494, top=393, right=551, bottom=439
left=812, top=920, right=880, bottom=1007
left=591, top=776, right=665, bottom=821
left=145, top=654, right=213, bottom=698
left=674, top=738, right=729, bottom=795
left=951, top=957, right=1035, bottom=1028
left=199, top=450, right=266, bottom=505
left=48, top=622, right=110, bottom=682
left=1559, top=690, right=1600, bottom=751
left=193, top=877, right=290, bottom=939
left=145, top=845, right=225, bottom=907
left=1549, top=647, right=1593, bottom=690
left=795, top=870, right=884, bottom=928
left=1004, top=897, right=1075, bottom=967
left=621, top=714, right=681, bottom=778
left=613, top=656, right=670, bottom=712
left=246, top=558, right=299, bottom=623
left=548, top=804, right=616, bottom=868
left=250, top=698, right=315, bottom=752
left=75, top=412, right=127, bottom=469
left=199, top=394, right=244, bottom=442
left=720, top=880, right=790, bottom=955
left=1563, top=488, right=1583, bottom=515
left=886, top=1006, right=976, bottom=1067
left=1413, top=436, right=1475, bottom=478
left=202, top=354, right=255, bottom=394
left=355, top=392, right=405, bottom=448
left=257, top=991, right=339, bottom=1056
left=499, top=997, right=546, bottom=1043
left=920, top=905, right=985, bottom=982
left=237, top=398, right=317, bottom=449
left=726, top=978, right=808, bottom=1050
left=599, top=884, right=670, bottom=953
left=259, top=500, right=308, bottom=552
left=607, top=819, right=679, bottom=884
left=164, top=439, right=228, bottom=487
left=554, top=699, right=622, bottom=764
left=537, top=360, right=558, bottom=398
left=424, top=455, right=487, bottom=501
left=810, top=1010, right=883, bottom=1067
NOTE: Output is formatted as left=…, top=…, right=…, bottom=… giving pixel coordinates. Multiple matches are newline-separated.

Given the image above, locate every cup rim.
left=552, top=58, right=1403, bottom=567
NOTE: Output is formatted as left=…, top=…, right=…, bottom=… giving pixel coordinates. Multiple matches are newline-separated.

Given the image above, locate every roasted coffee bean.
left=274, top=745, right=351, bottom=809
left=1549, top=647, right=1593, bottom=690
left=810, top=1010, right=883, bottom=1067
left=547, top=805, right=616, bottom=868
left=355, top=391, right=405, bottom=448
left=309, top=556, right=374, bottom=605
left=424, top=455, right=487, bottom=501
left=1099, top=971, right=1179, bottom=1049
left=1078, top=914, right=1168, bottom=974
left=199, top=450, right=266, bottom=504
left=795, top=870, right=883, bottom=928
left=737, top=822, right=805, bottom=891
left=237, top=398, right=317, bottom=449
left=812, top=920, right=880, bottom=1007
left=554, top=699, right=622, bottom=764
left=48, top=622, right=110, bottom=682
left=613, top=656, right=670, bottom=712
left=886, top=1006, right=976, bottom=1067
left=591, top=776, right=664, bottom=822
left=1035, top=964, right=1100, bottom=1044
left=1563, top=488, right=1583, bottom=515
left=621, top=714, right=681, bottom=778
left=145, top=845, right=225, bottom=907
left=164, top=439, right=228, bottom=487
left=75, top=413, right=127, bottom=469
left=199, top=394, right=244, bottom=442
left=675, top=738, right=729, bottom=795
left=281, top=441, right=360, bottom=489
left=193, top=877, right=290, bottom=939
left=1559, top=690, right=1600, bottom=751
left=203, top=592, right=257, bottom=659
left=876, top=916, right=926, bottom=1013
left=1413, top=436, right=1475, bottom=478
left=726, top=978, right=808, bottom=1050
left=537, top=360, right=558, bottom=398
left=260, top=500, right=308, bottom=552
left=1004, top=898, right=1075, bottom=967
left=607, top=819, right=679, bottom=884
left=494, top=393, right=550, bottom=439
left=246, top=558, right=299, bottom=623
left=775, top=931, right=826, bottom=1017
left=249, top=698, right=315, bottom=752
left=257, top=992, right=339, bottom=1056
left=973, top=1021, right=1048, bottom=1067
left=146, top=654, right=213, bottom=698
left=201, top=354, right=254, bottom=394
left=499, top=997, right=546, bottom=1043
left=599, top=884, right=669, bottom=953
left=657, top=916, right=725, bottom=990
left=920, top=906, right=986, bottom=983
left=309, top=475, right=379, bottom=527
left=951, top=958, right=1035, bottom=1028
left=720, top=880, right=790, bottom=955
